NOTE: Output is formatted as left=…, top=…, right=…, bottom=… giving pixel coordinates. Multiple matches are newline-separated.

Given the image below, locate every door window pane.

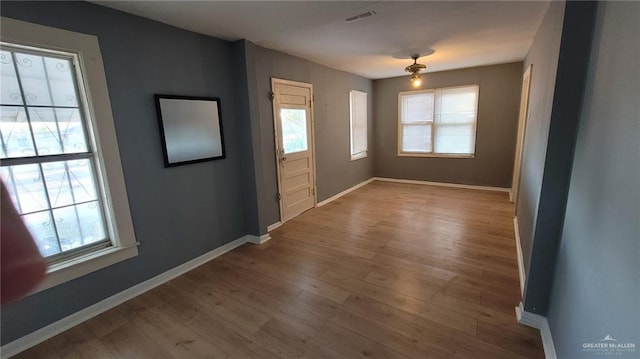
left=280, top=108, right=308, bottom=154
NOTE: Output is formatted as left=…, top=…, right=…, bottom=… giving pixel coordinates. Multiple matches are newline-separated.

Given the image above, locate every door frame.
left=270, top=77, right=317, bottom=223
left=511, top=64, right=533, bottom=205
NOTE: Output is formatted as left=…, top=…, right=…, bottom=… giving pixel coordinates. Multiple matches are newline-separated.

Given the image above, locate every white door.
left=511, top=65, right=532, bottom=205
left=272, top=79, right=316, bottom=222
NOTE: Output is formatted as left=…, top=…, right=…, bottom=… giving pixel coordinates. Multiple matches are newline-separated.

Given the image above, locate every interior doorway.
left=271, top=78, right=317, bottom=222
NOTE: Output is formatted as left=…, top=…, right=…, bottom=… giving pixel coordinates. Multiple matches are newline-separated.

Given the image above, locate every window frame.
left=349, top=89, right=368, bottom=161
left=397, top=84, right=479, bottom=158
left=1, top=17, right=138, bottom=293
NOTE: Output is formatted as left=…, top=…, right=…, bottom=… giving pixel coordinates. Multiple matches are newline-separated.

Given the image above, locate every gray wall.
left=243, top=42, right=374, bottom=233
left=0, top=1, right=248, bottom=344
left=232, top=41, right=261, bottom=236
left=522, top=1, right=598, bottom=314
left=516, top=1, right=565, bottom=280
left=547, top=2, right=640, bottom=357
left=373, top=62, right=522, bottom=188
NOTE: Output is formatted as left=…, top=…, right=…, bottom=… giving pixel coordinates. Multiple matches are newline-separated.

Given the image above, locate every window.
left=1, top=17, right=137, bottom=291
left=398, top=85, right=479, bottom=157
left=349, top=90, right=367, bottom=160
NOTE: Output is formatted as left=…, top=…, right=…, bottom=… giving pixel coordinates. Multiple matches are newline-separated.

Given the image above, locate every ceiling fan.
left=405, top=54, right=427, bottom=87
left=395, top=49, right=434, bottom=88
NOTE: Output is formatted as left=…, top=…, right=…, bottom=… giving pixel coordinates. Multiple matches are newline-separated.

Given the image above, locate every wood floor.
left=14, top=181, right=544, bottom=358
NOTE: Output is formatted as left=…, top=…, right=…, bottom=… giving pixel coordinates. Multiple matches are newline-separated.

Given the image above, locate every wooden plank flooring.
left=13, top=181, right=544, bottom=358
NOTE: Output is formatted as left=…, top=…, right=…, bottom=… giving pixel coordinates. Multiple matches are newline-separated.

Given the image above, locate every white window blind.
left=350, top=90, right=367, bottom=160
left=398, top=85, right=478, bottom=157
left=400, top=91, right=434, bottom=152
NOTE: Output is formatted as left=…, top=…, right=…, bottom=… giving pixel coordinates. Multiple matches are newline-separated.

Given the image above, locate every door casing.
left=271, top=78, right=317, bottom=223
left=511, top=64, right=533, bottom=206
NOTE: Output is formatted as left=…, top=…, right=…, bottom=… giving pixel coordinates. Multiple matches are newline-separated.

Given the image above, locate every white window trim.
left=1, top=17, right=138, bottom=293
left=350, top=151, right=368, bottom=161
left=397, top=85, right=479, bottom=159
left=349, top=89, right=368, bottom=161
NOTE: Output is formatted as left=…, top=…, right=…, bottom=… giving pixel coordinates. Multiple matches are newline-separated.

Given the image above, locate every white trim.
left=350, top=151, right=368, bottom=161
left=397, top=152, right=476, bottom=159
left=271, top=78, right=317, bottom=223
left=267, top=222, right=282, bottom=232
left=372, top=177, right=510, bottom=193
left=1, top=17, right=139, bottom=289
left=397, top=85, right=479, bottom=158
left=515, top=302, right=557, bottom=359
left=349, top=89, right=368, bottom=161
left=1, top=235, right=261, bottom=358
left=317, top=178, right=374, bottom=207
left=35, top=245, right=138, bottom=294
left=513, top=216, right=526, bottom=296
left=511, top=64, right=533, bottom=205
left=246, top=234, right=271, bottom=245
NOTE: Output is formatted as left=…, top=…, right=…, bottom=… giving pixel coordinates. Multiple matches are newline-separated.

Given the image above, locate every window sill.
left=351, top=152, right=368, bottom=161
left=32, top=244, right=139, bottom=294
left=397, top=152, right=475, bottom=159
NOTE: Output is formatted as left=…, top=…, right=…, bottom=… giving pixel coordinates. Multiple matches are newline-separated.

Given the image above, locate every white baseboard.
left=516, top=302, right=557, bottom=359
left=1, top=234, right=263, bottom=358
left=246, top=233, right=271, bottom=244
left=513, top=216, right=526, bottom=296
left=316, top=178, right=374, bottom=207
left=372, top=177, right=510, bottom=193
left=267, top=221, right=282, bottom=232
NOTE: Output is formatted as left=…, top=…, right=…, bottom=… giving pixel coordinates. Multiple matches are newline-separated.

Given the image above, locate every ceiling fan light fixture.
left=405, top=54, right=426, bottom=88
left=410, top=72, right=422, bottom=87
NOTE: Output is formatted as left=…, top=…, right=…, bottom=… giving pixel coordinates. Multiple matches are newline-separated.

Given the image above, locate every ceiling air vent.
left=345, top=11, right=377, bottom=23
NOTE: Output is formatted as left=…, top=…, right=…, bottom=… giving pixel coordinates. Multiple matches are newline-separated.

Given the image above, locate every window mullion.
left=0, top=112, right=9, bottom=157
left=11, top=52, right=65, bottom=253
left=6, top=167, right=24, bottom=214
left=69, top=56, right=93, bottom=155
left=10, top=52, right=39, bottom=157
left=71, top=58, right=110, bottom=246
left=0, top=152, right=93, bottom=166
left=430, top=121, right=435, bottom=153
left=40, top=56, right=66, bottom=153
left=0, top=112, right=25, bottom=213
left=63, top=160, right=86, bottom=246
left=35, top=162, right=63, bottom=254
left=8, top=51, right=37, bottom=215
left=431, top=94, right=436, bottom=153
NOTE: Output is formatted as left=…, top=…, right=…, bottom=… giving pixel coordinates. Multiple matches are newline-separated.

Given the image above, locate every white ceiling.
left=93, top=1, right=550, bottom=79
